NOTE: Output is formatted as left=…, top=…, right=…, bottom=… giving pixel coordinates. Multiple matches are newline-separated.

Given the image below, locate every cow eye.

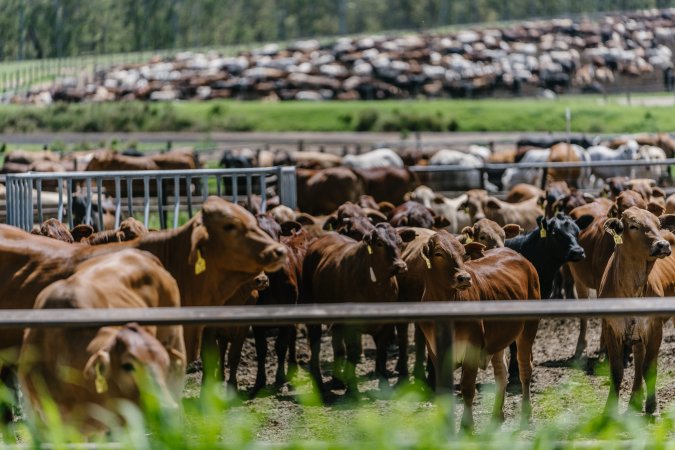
left=223, top=223, right=237, bottom=232
left=121, top=362, right=135, bottom=372
left=629, top=224, right=639, bottom=230
left=434, top=252, right=443, bottom=257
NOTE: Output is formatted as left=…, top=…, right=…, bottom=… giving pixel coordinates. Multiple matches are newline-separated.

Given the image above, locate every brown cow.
left=18, top=249, right=186, bottom=434
left=461, top=190, right=541, bottom=231
left=301, top=223, right=413, bottom=396
left=31, top=218, right=74, bottom=243
left=0, top=197, right=286, bottom=369
left=398, top=230, right=540, bottom=429
left=352, top=167, right=418, bottom=205
left=547, top=143, right=582, bottom=187
left=296, top=168, right=365, bottom=215
left=460, top=219, right=522, bottom=249
left=599, top=207, right=674, bottom=415
left=505, top=184, right=544, bottom=203
left=389, top=201, right=449, bottom=229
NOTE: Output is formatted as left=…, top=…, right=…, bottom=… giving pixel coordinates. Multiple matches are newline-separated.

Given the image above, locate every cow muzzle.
left=261, top=245, right=288, bottom=270
left=391, top=260, right=408, bottom=276
left=566, top=246, right=585, bottom=262
left=650, top=240, right=671, bottom=258
left=454, top=272, right=472, bottom=290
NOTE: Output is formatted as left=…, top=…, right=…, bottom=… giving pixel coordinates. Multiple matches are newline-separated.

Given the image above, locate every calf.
left=460, top=219, right=523, bottom=249
left=406, top=185, right=471, bottom=233
left=18, top=249, right=185, bottom=434
left=301, top=223, right=412, bottom=396
left=461, top=190, right=541, bottom=231
left=599, top=207, right=674, bottom=415
left=399, top=231, right=540, bottom=429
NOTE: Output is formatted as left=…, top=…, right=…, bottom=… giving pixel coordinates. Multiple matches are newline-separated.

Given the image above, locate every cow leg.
left=156, top=325, right=188, bottom=400
left=330, top=325, right=347, bottom=390
left=200, top=328, right=222, bottom=396
left=307, top=324, right=325, bottom=393
left=227, top=330, right=246, bottom=393
left=273, top=327, right=289, bottom=387
left=644, top=322, right=663, bottom=415
left=603, top=322, right=624, bottom=415
left=413, top=324, right=427, bottom=383
left=252, top=328, right=268, bottom=395
left=573, top=283, right=589, bottom=360
left=287, top=326, right=299, bottom=381
left=343, top=327, right=361, bottom=399
left=0, top=367, right=17, bottom=423
left=516, top=320, right=539, bottom=424
left=629, top=340, right=646, bottom=412
left=459, top=364, right=479, bottom=431
left=490, top=349, right=508, bottom=424
left=395, top=323, right=409, bottom=385
left=375, top=326, right=394, bottom=390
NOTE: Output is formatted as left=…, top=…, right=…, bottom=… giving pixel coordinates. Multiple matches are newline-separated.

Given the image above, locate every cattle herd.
left=19, top=8, right=675, bottom=104
left=3, top=132, right=675, bottom=433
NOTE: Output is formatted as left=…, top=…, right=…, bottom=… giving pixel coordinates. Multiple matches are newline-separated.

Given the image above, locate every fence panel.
left=4, top=166, right=296, bottom=231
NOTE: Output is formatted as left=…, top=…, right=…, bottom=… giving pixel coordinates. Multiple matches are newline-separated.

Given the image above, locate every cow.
left=546, top=143, right=591, bottom=189
left=398, top=230, right=540, bottom=429
left=460, top=219, right=523, bottom=249
left=501, top=148, right=549, bottom=191
left=405, top=186, right=471, bottom=233
left=505, top=184, right=544, bottom=203
left=461, top=190, right=542, bottom=231
left=18, top=249, right=186, bottom=434
left=426, top=149, right=486, bottom=191
left=343, top=148, right=404, bottom=170
left=80, top=218, right=149, bottom=245
left=587, top=141, right=639, bottom=181
left=389, top=201, right=449, bottom=229
left=296, top=168, right=364, bottom=215
left=31, top=218, right=74, bottom=243
left=543, top=181, right=572, bottom=217
left=599, top=207, right=674, bottom=415
left=352, top=167, right=418, bottom=205
left=634, top=145, right=668, bottom=182
left=301, top=223, right=412, bottom=397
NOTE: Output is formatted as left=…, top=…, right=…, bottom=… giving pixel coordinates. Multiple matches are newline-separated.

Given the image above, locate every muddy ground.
left=184, top=317, right=675, bottom=441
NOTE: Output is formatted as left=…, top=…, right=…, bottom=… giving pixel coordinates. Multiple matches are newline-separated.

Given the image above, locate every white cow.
left=634, top=145, right=668, bottom=181
left=427, top=149, right=496, bottom=191
left=405, top=185, right=471, bottom=233
left=501, top=148, right=550, bottom=191
left=587, top=140, right=639, bottom=182
left=342, top=148, right=404, bottom=170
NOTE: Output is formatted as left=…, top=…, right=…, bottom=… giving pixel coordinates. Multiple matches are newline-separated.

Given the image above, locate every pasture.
left=1, top=94, right=675, bottom=134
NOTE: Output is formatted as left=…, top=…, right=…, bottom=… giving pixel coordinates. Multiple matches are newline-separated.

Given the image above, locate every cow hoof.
left=646, top=397, right=657, bottom=415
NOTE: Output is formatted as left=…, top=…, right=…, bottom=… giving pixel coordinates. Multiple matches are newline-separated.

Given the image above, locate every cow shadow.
left=537, top=354, right=605, bottom=375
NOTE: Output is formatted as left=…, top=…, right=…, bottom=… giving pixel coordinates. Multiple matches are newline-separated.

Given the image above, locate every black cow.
left=504, top=213, right=593, bottom=380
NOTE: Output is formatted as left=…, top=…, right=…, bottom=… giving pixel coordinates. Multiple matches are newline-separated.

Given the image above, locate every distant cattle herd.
left=3, top=132, right=675, bottom=432
left=17, top=8, right=675, bottom=104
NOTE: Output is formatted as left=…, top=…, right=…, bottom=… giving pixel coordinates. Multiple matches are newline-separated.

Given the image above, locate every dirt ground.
left=183, top=317, right=675, bottom=441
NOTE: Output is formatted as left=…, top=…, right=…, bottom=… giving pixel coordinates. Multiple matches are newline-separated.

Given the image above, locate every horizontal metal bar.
left=3, top=298, right=675, bottom=329
left=5, top=167, right=281, bottom=181
left=409, top=157, right=675, bottom=173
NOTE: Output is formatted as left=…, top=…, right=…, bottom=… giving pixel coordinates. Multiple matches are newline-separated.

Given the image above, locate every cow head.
left=537, top=213, right=593, bottom=262
left=459, top=189, right=489, bottom=223
left=461, top=218, right=522, bottom=249
left=421, top=231, right=473, bottom=290
left=604, top=207, right=673, bottom=260
left=602, top=176, right=630, bottom=199
left=189, top=197, right=287, bottom=274
left=363, top=223, right=411, bottom=277
left=117, top=217, right=149, bottom=241
left=256, top=213, right=283, bottom=241
left=608, top=190, right=647, bottom=218
left=405, top=185, right=436, bottom=208
left=35, top=218, right=74, bottom=243
left=551, top=191, right=595, bottom=216
left=84, top=324, right=178, bottom=410
left=389, top=201, right=436, bottom=229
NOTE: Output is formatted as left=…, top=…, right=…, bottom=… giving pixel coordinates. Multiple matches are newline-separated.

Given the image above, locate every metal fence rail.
left=5, top=166, right=297, bottom=231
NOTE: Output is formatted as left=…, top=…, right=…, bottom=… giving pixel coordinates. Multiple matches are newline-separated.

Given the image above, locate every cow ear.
left=649, top=179, right=657, bottom=187
left=367, top=210, right=388, bottom=224
left=83, top=349, right=110, bottom=385
left=659, top=214, right=675, bottom=233
left=397, top=228, right=417, bottom=243
left=280, top=221, right=302, bottom=236
left=377, top=202, right=395, bottom=216
left=603, top=217, right=624, bottom=235
left=647, top=202, right=665, bottom=217
left=503, top=224, right=523, bottom=239
left=607, top=204, right=619, bottom=218
left=582, top=193, right=596, bottom=203
left=486, top=197, right=501, bottom=210
left=433, top=215, right=450, bottom=229
left=652, top=187, right=666, bottom=198
left=460, top=226, right=474, bottom=238
left=188, top=217, right=209, bottom=266
left=322, top=216, right=338, bottom=231
left=403, top=192, right=412, bottom=201
left=575, top=214, right=594, bottom=231
left=536, top=215, right=546, bottom=230
left=464, top=242, right=486, bottom=260
left=71, top=224, right=94, bottom=242
left=295, top=213, right=316, bottom=226
left=432, top=195, right=446, bottom=205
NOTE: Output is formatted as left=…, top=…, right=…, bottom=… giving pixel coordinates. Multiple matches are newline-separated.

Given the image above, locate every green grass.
left=0, top=95, right=674, bottom=134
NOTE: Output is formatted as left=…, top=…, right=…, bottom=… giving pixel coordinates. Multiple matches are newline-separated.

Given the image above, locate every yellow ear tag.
left=607, top=229, right=623, bottom=245
left=464, top=235, right=473, bottom=244
left=367, top=245, right=373, bottom=255
left=462, top=207, right=469, bottom=214
left=327, top=223, right=333, bottom=231
left=194, top=249, right=206, bottom=275
left=95, top=363, right=108, bottom=394
left=540, top=228, right=547, bottom=238
left=420, top=250, right=432, bottom=269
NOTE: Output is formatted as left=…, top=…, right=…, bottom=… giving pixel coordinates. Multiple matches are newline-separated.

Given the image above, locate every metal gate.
left=5, top=166, right=297, bottom=231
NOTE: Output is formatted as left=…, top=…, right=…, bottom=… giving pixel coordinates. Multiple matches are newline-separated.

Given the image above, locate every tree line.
left=0, top=0, right=672, bottom=62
